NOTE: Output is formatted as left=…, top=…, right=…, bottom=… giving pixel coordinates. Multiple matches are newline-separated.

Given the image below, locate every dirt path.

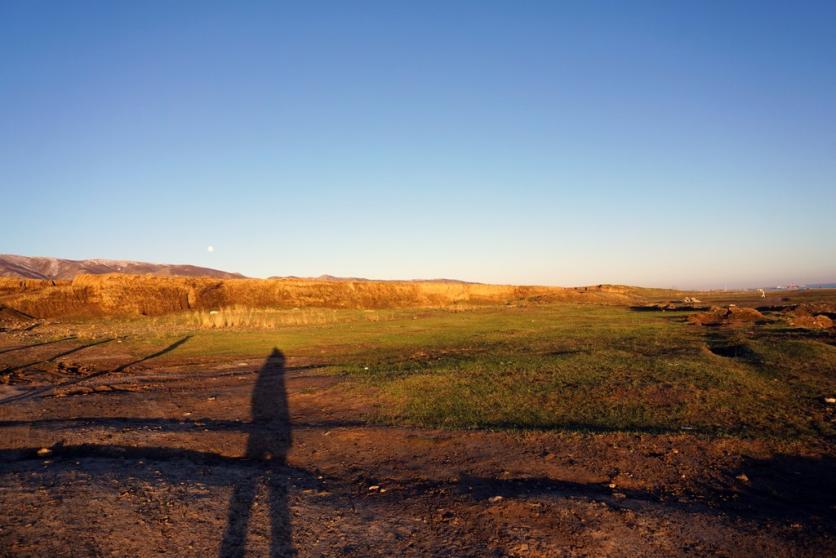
left=1, top=345, right=834, bottom=557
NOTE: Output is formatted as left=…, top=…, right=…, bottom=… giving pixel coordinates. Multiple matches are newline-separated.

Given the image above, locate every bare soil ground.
left=0, top=335, right=833, bottom=558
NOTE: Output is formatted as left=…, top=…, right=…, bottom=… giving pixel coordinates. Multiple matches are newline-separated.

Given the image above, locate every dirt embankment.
left=0, top=275, right=641, bottom=318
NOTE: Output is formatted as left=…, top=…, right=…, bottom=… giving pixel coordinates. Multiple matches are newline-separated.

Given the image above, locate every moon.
left=207, top=245, right=215, bottom=253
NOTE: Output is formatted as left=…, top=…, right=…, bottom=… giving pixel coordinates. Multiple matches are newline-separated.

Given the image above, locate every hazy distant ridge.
left=0, top=254, right=244, bottom=280
left=267, top=274, right=479, bottom=284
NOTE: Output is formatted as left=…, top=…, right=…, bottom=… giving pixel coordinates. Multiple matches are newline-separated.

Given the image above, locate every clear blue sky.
left=2, top=1, right=834, bottom=288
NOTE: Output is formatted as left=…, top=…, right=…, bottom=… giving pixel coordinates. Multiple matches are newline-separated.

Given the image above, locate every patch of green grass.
left=46, top=303, right=836, bottom=440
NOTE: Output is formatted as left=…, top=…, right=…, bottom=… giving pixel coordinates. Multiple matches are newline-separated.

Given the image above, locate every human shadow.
left=219, top=348, right=294, bottom=558
left=0, top=342, right=299, bottom=554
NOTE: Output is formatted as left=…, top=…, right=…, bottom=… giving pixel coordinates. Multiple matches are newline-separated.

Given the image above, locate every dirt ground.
left=1, top=336, right=834, bottom=557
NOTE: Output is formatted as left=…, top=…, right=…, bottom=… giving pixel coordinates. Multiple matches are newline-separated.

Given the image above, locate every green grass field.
left=49, top=302, right=835, bottom=442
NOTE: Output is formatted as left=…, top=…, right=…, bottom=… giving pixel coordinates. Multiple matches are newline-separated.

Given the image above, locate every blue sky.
left=2, top=1, right=834, bottom=288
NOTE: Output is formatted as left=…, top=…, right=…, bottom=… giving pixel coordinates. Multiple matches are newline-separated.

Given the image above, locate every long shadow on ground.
left=0, top=336, right=77, bottom=355
left=0, top=336, right=191, bottom=406
left=0, top=346, right=298, bottom=558
left=1, top=337, right=116, bottom=374
left=2, top=445, right=834, bottom=531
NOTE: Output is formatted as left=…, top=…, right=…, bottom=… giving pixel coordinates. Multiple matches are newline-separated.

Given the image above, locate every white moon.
left=207, top=245, right=215, bottom=253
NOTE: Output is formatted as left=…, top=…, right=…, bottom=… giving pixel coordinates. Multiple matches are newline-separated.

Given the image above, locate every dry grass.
left=187, top=306, right=404, bottom=329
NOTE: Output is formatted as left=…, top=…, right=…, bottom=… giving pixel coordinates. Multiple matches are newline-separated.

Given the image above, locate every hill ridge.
left=0, top=254, right=244, bottom=280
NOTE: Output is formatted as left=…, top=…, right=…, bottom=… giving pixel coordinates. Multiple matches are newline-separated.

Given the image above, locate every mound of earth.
left=782, top=303, right=835, bottom=329
left=688, top=306, right=765, bottom=326
left=792, top=303, right=836, bottom=319
left=789, top=313, right=834, bottom=329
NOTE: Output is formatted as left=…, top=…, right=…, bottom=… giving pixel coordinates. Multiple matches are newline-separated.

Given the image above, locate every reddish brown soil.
left=687, top=306, right=766, bottom=326
left=1, top=341, right=834, bottom=557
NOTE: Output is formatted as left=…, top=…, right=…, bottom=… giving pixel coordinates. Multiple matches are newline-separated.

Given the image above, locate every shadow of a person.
left=220, top=348, right=293, bottom=557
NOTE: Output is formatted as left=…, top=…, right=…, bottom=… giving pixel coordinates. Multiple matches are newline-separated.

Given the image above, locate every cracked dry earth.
left=1, top=338, right=834, bottom=557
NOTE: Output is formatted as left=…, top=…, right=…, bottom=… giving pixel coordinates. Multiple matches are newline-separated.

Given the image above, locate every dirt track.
left=1, top=340, right=834, bottom=557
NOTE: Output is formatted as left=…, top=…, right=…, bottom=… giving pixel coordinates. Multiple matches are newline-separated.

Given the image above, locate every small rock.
left=368, top=485, right=380, bottom=491
left=488, top=495, right=504, bottom=503
left=58, top=386, right=94, bottom=397
left=736, top=473, right=750, bottom=483
left=825, top=397, right=836, bottom=404
left=36, top=448, right=51, bottom=457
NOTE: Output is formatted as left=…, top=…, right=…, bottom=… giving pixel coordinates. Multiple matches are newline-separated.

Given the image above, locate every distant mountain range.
left=4, top=254, right=831, bottom=289
left=267, top=274, right=478, bottom=284
left=0, top=254, right=245, bottom=280
left=1, top=254, right=473, bottom=283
